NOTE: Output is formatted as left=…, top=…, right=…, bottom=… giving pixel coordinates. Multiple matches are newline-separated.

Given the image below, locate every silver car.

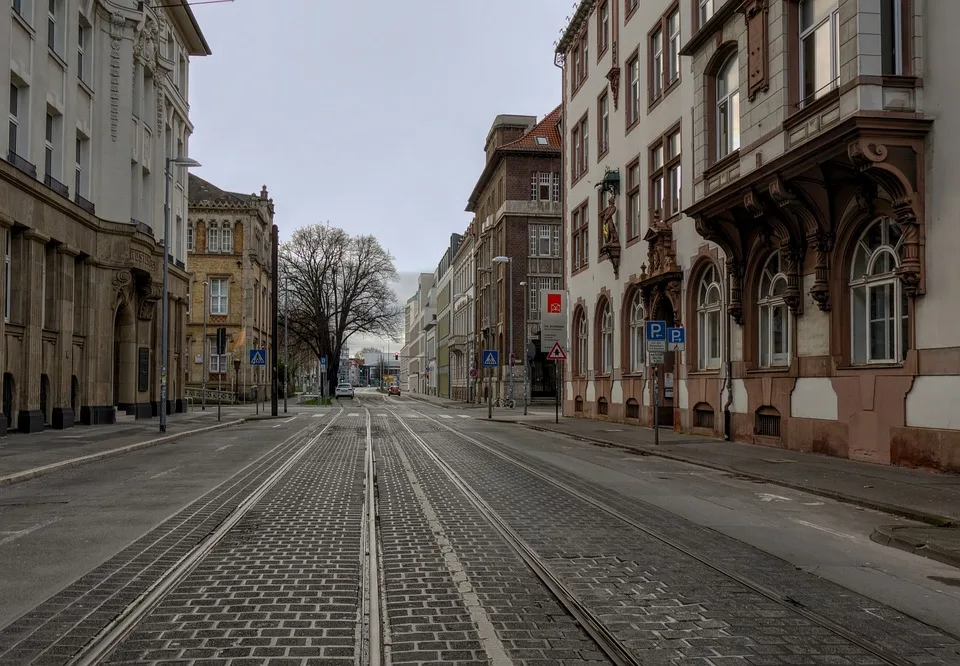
left=335, top=383, right=354, bottom=399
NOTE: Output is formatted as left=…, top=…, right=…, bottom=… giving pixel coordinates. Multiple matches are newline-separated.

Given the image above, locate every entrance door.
left=2, top=373, right=13, bottom=424
left=40, top=374, right=50, bottom=426
left=652, top=298, right=676, bottom=427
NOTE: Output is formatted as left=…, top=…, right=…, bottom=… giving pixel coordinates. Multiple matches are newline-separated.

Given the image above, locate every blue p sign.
left=667, top=327, right=685, bottom=344
left=645, top=320, right=667, bottom=341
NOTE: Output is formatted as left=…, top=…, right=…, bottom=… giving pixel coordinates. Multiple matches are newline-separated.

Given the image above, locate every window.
left=625, top=0, right=637, bottom=15
left=697, top=264, right=723, bottom=369
left=850, top=217, right=909, bottom=364
left=8, top=82, right=26, bottom=158
left=74, top=132, right=89, bottom=196
left=177, top=50, right=187, bottom=94
left=698, top=0, right=715, bottom=28
left=4, top=229, right=10, bottom=323
left=758, top=251, right=790, bottom=367
left=629, top=291, right=645, bottom=373
left=44, top=111, right=61, bottom=179
left=571, top=201, right=589, bottom=271
left=625, top=160, right=641, bottom=239
left=716, top=56, right=740, bottom=160
left=650, top=127, right=681, bottom=220
left=571, top=31, right=588, bottom=89
left=12, top=0, right=30, bottom=20
left=571, top=115, right=588, bottom=180
left=209, top=338, right=226, bottom=373
left=598, top=93, right=609, bottom=156
left=598, top=300, right=613, bottom=375
left=209, top=277, right=228, bottom=315
left=47, top=0, right=64, bottom=56
left=799, top=0, right=839, bottom=105
left=187, top=222, right=194, bottom=252
left=627, top=55, right=640, bottom=126
left=598, top=1, right=609, bottom=54
left=530, top=172, right=560, bottom=202
left=576, top=311, right=588, bottom=376
left=880, top=0, right=904, bottom=76
left=650, top=8, right=680, bottom=102
left=78, top=20, right=92, bottom=83
left=221, top=222, right=233, bottom=253
left=207, top=222, right=221, bottom=253
left=651, top=28, right=663, bottom=99
left=529, top=224, right=559, bottom=257
left=528, top=276, right=562, bottom=315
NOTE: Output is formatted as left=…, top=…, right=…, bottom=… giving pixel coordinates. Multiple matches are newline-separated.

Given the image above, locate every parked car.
left=335, top=383, right=355, bottom=398
left=387, top=385, right=401, bottom=396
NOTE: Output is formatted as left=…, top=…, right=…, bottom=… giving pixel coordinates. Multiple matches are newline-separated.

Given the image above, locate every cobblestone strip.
left=101, top=413, right=366, bottom=665
left=379, top=415, right=613, bottom=666
left=409, top=418, right=959, bottom=665
left=450, top=423, right=960, bottom=664
left=0, top=417, right=332, bottom=666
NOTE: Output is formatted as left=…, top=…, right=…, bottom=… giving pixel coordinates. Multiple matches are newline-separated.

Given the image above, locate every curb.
left=0, top=418, right=247, bottom=488
left=870, top=525, right=960, bottom=569
left=504, top=421, right=958, bottom=528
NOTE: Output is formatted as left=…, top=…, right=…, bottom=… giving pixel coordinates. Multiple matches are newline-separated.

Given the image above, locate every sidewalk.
left=0, top=403, right=318, bottom=487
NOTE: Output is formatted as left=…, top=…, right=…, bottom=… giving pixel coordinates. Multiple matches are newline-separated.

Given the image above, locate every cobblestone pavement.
left=0, top=415, right=334, bottom=666
left=387, top=409, right=960, bottom=665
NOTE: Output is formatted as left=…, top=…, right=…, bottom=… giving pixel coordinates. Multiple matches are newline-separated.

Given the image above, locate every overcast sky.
left=188, top=0, right=569, bottom=350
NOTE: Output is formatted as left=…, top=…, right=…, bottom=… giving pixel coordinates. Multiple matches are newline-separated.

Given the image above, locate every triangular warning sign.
left=546, top=341, right=567, bottom=361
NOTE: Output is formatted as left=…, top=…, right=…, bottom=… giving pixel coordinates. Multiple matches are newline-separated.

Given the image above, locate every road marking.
left=458, top=414, right=471, bottom=419
left=312, top=413, right=325, bottom=418
left=272, top=416, right=298, bottom=428
left=791, top=518, right=858, bottom=541
left=215, top=444, right=232, bottom=452
left=757, top=493, right=793, bottom=502
left=0, top=517, right=61, bottom=546
left=149, top=466, right=182, bottom=480
left=440, top=415, right=453, bottom=419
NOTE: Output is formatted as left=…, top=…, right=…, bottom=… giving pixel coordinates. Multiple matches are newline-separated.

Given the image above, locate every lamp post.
left=478, top=267, right=493, bottom=419
left=520, top=280, right=529, bottom=416
left=161, top=156, right=201, bottom=434
left=492, top=256, right=513, bottom=405
left=283, top=284, right=289, bottom=413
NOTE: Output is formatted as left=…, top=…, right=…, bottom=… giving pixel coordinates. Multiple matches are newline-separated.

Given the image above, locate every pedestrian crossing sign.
left=482, top=350, right=499, bottom=367
left=249, top=349, right=267, bottom=366
left=547, top=341, right=567, bottom=361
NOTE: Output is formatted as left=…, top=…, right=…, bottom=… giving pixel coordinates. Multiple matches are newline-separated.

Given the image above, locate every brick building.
left=185, top=175, right=275, bottom=402
left=465, top=109, right=564, bottom=402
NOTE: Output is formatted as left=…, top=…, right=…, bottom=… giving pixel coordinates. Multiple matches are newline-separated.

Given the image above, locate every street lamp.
left=492, top=256, right=513, bottom=405
left=161, top=155, right=201, bottom=433
left=478, top=266, right=493, bottom=420
left=201, top=280, right=208, bottom=411
left=519, top=280, right=529, bottom=416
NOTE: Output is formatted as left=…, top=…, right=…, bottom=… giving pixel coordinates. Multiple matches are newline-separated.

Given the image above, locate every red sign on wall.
left=546, top=292, right=562, bottom=314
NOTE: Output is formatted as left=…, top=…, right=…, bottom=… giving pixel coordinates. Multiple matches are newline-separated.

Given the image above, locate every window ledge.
left=746, top=366, right=791, bottom=375
left=688, top=369, right=721, bottom=376
left=11, top=9, right=34, bottom=34
left=836, top=363, right=905, bottom=372
left=78, top=78, right=94, bottom=96
left=48, top=47, right=67, bottom=70
left=703, top=149, right=740, bottom=180
left=783, top=87, right=840, bottom=131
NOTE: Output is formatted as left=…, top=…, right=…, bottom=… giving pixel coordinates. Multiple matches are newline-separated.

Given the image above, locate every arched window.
left=697, top=264, right=723, bottom=369
left=629, top=291, right=645, bottom=373
left=598, top=300, right=613, bottom=374
left=716, top=55, right=740, bottom=159
left=758, top=251, right=790, bottom=367
left=576, top=311, right=589, bottom=376
left=850, top=216, right=908, bottom=364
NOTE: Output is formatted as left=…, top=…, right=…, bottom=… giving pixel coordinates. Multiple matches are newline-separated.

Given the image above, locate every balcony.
left=43, top=173, right=69, bottom=199
left=74, top=193, right=96, bottom=215
left=130, top=219, right=154, bottom=237
left=6, top=151, right=37, bottom=179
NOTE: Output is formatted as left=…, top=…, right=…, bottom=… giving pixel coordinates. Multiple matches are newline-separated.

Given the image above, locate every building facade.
left=434, top=233, right=461, bottom=398
left=450, top=222, right=476, bottom=401
left=1, top=0, right=209, bottom=432
left=402, top=273, right=434, bottom=393
left=466, top=110, right=564, bottom=403
left=558, top=0, right=960, bottom=471
left=185, top=175, right=275, bottom=402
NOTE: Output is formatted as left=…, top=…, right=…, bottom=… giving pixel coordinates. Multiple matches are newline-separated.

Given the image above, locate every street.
left=0, top=389, right=959, bottom=665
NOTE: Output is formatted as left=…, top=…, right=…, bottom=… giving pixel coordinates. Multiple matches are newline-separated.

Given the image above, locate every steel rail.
left=68, top=410, right=344, bottom=666
left=405, top=404, right=915, bottom=666
left=363, top=405, right=383, bottom=666
left=385, top=405, right=641, bottom=666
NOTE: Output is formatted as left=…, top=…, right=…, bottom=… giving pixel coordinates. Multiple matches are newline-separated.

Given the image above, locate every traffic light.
left=394, top=353, right=399, bottom=360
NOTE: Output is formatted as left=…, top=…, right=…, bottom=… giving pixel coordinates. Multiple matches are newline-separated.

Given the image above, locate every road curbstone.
left=0, top=418, right=247, bottom=488
left=870, top=524, right=960, bottom=569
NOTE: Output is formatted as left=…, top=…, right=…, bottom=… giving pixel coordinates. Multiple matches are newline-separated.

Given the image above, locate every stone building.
left=466, top=109, right=564, bottom=403
left=185, top=174, right=274, bottom=402
left=0, top=0, right=209, bottom=432
left=557, top=0, right=960, bottom=470
left=434, top=233, right=461, bottom=398
left=450, top=222, right=476, bottom=401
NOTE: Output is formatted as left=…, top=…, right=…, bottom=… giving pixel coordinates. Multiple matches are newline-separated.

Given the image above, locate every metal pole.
left=555, top=361, right=560, bottom=424
left=508, top=259, right=514, bottom=404
left=486, top=275, right=493, bottom=420
left=271, top=224, right=279, bottom=417
left=521, top=281, right=528, bottom=416
left=217, top=367, right=221, bottom=422
left=283, top=286, right=288, bottom=413
left=201, top=281, right=207, bottom=411
left=159, top=158, right=171, bottom=433
left=654, top=366, right=660, bottom=446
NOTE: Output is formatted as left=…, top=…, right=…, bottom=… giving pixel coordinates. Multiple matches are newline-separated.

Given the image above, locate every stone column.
left=80, top=263, right=120, bottom=425
left=53, top=247, right=78, bottom=429
left=17, top=231, right=48, bottom=433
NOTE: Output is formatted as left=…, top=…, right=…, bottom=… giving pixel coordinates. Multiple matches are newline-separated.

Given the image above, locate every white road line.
left=0, top=517, right=61, bottom=546
left=790, top=518, right=858, bottom=541
left=149, top=466, right=182, bottom=480
left=440, top=415, right=453, bottom=419
left=312, top=413, right=325, bottom=418
left=458, top=414, right=471, bottom=419
left=214, top=444, right=232, bottom=452
left=272, top=415, right=299, bottom=428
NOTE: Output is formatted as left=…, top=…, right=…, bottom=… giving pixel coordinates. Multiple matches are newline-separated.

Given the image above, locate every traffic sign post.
left=667, top=327, right=686, bottom=352
left=250, top=349, right=267, bottom=366
left=546, top=341, right=567, bottom=423
left=482, top=350, right=499, bottom=368
left=645, top=321, right=667, bottom=446
left=546, top=341, right=567, bottom=361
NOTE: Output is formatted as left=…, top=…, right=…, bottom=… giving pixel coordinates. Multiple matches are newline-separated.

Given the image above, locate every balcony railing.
left=6, top=151, right=37, bottom=179
left=43, top=173, right=70, bottom=198
left=74, top=193, right=96, bottom=215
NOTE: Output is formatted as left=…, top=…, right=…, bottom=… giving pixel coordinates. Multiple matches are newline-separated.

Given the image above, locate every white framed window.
left=629, top=291, right=644, bottom=373
left=12, top=0, right=33, bottom=21
left=651, top=27, right=664, bottom=99
left=44, top=110, right=61, bottom=180
left=626, top=161, right=640, bottom=239
left=577, top=313, right=588, bottom=376
left=599, top=93, right=609, bottom=154
left=531, top=172, right=556, bottom=202
left=697, top=264, right=723, bottom=370
left=4, top=228, right=11, bottom=323
left=78, top=20, right=92, bottom=84
left=8, top=82, right=27, bottom=158
left=529, top=224, right=559, bottom=257
left=850, top=217, right=909, bottom=364
left=699, top=0, right=714, bottom=27
left=74, top=132, right=90, bottom=197
left=717, top=56, right=740, bottom=159
left=667, top=10, right=680, bottom=85
left=627, top=56, right=640, bottom=125
left=207, top=221, right=221, bottom=253
left=208, top=338, right=226, bottom=373
left=758, top=251, right=790, bottom=367
left=880, top=0, right=904, bottom=76
left=209, top=277, right=228, bottom=315
left=220, top=222, right=233, bottom=253
left=47, top=0, right=65, bottom=56
left=799, top=0, right=840, bottom=105
left=599, top=301, right=613, bottom=375
left=187, top=222, right=194, bottom=252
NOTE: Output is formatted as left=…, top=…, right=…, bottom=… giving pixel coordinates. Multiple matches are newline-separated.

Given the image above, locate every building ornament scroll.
left=807, top=232, right=833, bottom=311
left=779, top=244, right=803, bottom=315
left=137, top=282, right=163, bottom=321
left=109, top=12, right=126, bottom=141
left=606, top=41, right=621, bottom=110
left=113, top=269, right=133, bottom=306
left=726, top=258, right=744, bottom=325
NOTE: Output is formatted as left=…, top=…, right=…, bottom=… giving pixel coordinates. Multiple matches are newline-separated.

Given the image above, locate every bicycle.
left=494, top=396, right=516, bottom=409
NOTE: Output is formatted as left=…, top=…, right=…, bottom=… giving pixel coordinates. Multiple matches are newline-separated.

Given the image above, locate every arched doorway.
left=651, top=296, right=676, bottom=428
left=40, top=374, right=50, bottom=426
left=113, top=303, right=136, bottom=413
left=3, top=373, right=14, bottom=426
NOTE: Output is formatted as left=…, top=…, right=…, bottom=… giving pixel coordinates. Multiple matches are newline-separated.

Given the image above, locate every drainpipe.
left=723, top=265, right=734, bottom=441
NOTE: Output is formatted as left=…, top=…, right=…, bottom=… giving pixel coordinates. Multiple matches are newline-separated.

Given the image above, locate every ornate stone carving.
left=134, top=16, right=159, bottom=72
left=741, top=0, right=769, bottom=100
left=780, top=244, right=803, bottom=315
left=726, top=258, right=744, bottom=325
left=112, top=269, right=133, bottom=290
left=598, top=191, right=622, bottom=278
left=893, top=198, right=922, bottom=297
left=665, top=278, right=682, bottom=326
left=807, top=232, right=833, bottom=311
left=109, top=12, right=125, bottom=141
left=847, top=139, right=888, bottom=167
left=644, top=216, right=678, bottom=278
left=855, top=178, right=878, bottom=214
left=137, top=281, right=163, bottom=321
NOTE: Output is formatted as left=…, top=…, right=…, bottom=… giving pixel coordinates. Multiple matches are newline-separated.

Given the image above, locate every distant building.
left=450, top=222, right=476, bottom=401
left=185, top=175, right=275, bottom=402
left=435, top=233, right=462, bottom=398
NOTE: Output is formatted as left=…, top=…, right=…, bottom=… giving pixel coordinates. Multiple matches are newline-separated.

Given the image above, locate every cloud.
left=345, top=270, right=422, bottom=353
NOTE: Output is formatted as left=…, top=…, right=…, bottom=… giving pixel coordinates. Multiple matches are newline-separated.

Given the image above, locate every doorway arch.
left=113, top=303, right=137, bottom=412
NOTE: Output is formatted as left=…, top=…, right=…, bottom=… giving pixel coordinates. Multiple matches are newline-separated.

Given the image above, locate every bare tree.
left=281, top=224, right=402, bottom=395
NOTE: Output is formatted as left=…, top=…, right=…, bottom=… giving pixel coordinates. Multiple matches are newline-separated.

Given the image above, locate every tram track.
left=360, top=403, right=386, bottom=666
left=387, top=400, right=955, bottom=666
